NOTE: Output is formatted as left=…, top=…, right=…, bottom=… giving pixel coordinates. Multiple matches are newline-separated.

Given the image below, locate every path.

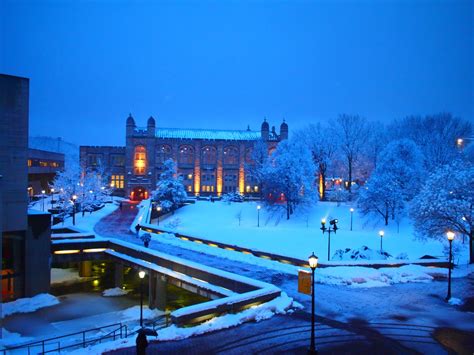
left=94, top=205, right=474, bottom=354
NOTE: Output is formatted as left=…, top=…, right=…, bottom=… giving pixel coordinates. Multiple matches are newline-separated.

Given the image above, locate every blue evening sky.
left=1, top=0, right=472, bottom=146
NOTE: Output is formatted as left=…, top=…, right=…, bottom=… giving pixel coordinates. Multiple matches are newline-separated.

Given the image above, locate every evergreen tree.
left=152, top=159, right=187, bottom=211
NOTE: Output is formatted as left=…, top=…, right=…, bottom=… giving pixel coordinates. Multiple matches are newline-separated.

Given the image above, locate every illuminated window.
left=27, top=159, right=32, bottom=167
left=111, top=175, right=125, bottom=189
left=134, top=146, right=147, bottom=175
left=187, top=185, right=192, bottom=192
left=187, top=174, right=193, bottom=180
left=201, top=146, right=217, bottom=165
left=178, top=145, right=195, bottom=164
left=223, top=146, right=239, bottom=165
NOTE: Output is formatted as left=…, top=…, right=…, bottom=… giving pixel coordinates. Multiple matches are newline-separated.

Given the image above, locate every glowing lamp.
left=308, top=252, right=319, bottom=270
left=379, top=230, right=384, bottom=237
left=257, top=205, right=261, bottom=210
left=138, top=270, right=146, bottom=279
left=447, top=231, right=455, bottom=241
left=350, top=208, right=354, bottom=212
left=72, top=194, right=77, bottom=201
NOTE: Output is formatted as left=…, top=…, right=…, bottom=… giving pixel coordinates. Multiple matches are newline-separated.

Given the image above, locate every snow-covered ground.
left=2, top=294, right=59, bottom=317
left=160, top=200, right=468, bottom=263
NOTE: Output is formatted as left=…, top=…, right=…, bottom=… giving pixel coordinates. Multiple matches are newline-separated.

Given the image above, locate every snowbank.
left=102, top=287, right=129, bottom=297
left=2, top=294, right=59, bottom=317
left=51, top=268, right=89, bottom=285
left=129, top=199, right=152, bottom=233
left=67, top=292, right=297, bottom=355
left=0, top=328, right=34, bottom=348
left=120, top=306, right=163, bottom=321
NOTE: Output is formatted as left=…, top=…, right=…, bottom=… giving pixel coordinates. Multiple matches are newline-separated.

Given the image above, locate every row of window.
left=156, top=145, right=255, bottom=165
left=87, top=154, right=125, bottom=167
left=27, top=159, right=62, bottom=168
left=111, top=175, right=125, bottom=189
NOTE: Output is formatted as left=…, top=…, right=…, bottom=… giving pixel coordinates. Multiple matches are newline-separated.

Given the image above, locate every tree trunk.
left=320, top=171, right=326, bottom=201
left=347, top=157, right=352, bottom=194
left=470, top=231, right=474, bottom=264
left=286, top=202, right=290, bottom=220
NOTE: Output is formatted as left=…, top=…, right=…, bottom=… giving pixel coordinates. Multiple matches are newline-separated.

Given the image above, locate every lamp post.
left=156, top=206, right=162, bottom=226
left=41, top=190, right=46, bottom=211
left=138, top=270, right=146, bottom=327
left=51, top=188, right=55, bottom=209
left=257, top=205, right=261, bottom=227
left=349, top=208, right=354, bottom=231
left=446, top=231, right=455, bottom=301
left=379, top=230, right=384, bottom=254
left=110, top=182, right=114, bottom=202
left=72, top=194, right=77, bottom=225
left=321, top=218, right=338, bottom=261
left=308, top=252, right=319, bottom=354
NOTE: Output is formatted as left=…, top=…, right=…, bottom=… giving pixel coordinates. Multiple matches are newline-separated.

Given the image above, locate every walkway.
left=94, top=205, right=474, bottom=354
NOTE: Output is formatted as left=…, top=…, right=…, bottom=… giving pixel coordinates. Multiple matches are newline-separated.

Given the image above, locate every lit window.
left=27, top=159, right=32, bottom=167
left=134, top=146, right=147, bottom=175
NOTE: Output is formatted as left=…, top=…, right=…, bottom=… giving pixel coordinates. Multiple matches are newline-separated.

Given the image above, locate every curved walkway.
left=95, top=205, right=473, bottom=354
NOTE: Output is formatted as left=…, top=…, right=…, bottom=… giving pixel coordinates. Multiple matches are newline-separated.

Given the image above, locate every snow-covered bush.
left=152, top=159, right=187, bottom=212
left=222, top=192, right=244, bottom=204
left=332, top=246, right=392, bottom=261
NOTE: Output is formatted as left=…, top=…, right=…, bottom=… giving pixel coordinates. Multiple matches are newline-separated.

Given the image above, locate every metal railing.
left=2, top=322, right=127, bottom=355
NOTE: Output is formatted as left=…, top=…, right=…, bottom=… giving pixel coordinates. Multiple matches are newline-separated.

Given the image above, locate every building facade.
left=80, top=115, right=288, bottom=200
left=1, top=74, right=51, bottom=301
left=28, top=148, right=65, bottom=197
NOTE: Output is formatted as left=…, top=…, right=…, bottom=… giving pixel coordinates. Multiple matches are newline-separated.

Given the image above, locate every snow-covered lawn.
left=162, top=200, right=468, bottom=263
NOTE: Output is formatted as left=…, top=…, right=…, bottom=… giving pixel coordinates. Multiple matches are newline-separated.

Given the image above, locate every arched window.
left=223, top=146, right=239, bottom=165
left=157, top=145, right=173, bottom=164
left=134, top=146, right=147, bottom=175
left=201, top=146, right=217, bottom=165
left=178, top=145, right=195, bottom=165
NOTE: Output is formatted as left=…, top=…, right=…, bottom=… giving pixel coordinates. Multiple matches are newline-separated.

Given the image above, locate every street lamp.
left=156, top=206, right=162, bottom=226
left=446, top=231, right=455, bottom=301
left=379, top=230, right=384, bottom=254
left=138, top=270, right=146, bottom=327
left=349, top=208, right=354, bottom=231
left=321, top=218, right=338, bottom=261
left=72, top=194, right=77, bottom=225
left=50, top=188, right=55, bottom=209
left=257, top=205, right=261, bottom=227
left=308, top=252, right=319, bottom=354
left=41, top=190, right=46, bottom=211
left=110, top=182, right=114, bottom=202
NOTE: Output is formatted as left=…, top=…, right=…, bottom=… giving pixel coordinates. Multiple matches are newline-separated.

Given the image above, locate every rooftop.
left=144, top=127, right=262, bottom=141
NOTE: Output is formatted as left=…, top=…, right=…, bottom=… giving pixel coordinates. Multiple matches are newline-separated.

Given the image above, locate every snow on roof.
left=154, top=127, right=261, bottom=141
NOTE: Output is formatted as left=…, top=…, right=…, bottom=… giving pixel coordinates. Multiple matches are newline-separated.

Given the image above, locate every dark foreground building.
left=0, top=74, right=51, bottom=301
left=81, top=115, right=288, bottom=200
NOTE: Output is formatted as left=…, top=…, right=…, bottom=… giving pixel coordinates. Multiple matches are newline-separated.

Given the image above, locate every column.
left=114, top=263, right=124, bottom=288
left=79, top=261, right=92, bottom=277
left=149, top=272, right=167, bottom=311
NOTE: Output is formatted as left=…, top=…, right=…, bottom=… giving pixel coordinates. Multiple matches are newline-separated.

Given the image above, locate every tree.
left=389, top=113, right=472, bottom=172
left=295, top=124, right=337, bottom=201
left=411, top=160, right=474, bottom=264
left=358, top=139, right=424, bottom=225
left=152, top=159, right=187, bottom=212
left=245, top=138, right=269, bottom=200
left=333, top=114, right=370, bottom=195
left=261, top=139, right=316, bottom=220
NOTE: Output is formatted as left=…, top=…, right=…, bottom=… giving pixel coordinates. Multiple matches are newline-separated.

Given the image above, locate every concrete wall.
left=0, top=74, right=29, bottom=233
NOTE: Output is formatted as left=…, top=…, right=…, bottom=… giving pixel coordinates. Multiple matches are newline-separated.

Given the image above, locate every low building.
left=0, top=74, right=51, bottom=301
left=28, top=148, right=65, bottom=197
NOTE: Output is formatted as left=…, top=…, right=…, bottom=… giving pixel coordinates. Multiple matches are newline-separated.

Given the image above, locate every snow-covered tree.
left=411, top=160, right=474, bottom=264
left=332, top=114, right=370, bottom=196
left=152, top=159, right=187, bottom=211
left=261, top=139, right=316, bottom=219
left=245, top=138, right=269, bottom=199
left=295, top=124, right=337, bottom=201
left=358, top=139, right=424, bottom=225
left=389, top=113, right=472, bottom=172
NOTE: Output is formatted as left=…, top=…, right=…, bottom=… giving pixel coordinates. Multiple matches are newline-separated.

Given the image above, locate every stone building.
left=80, top=115, right=288, bottom=200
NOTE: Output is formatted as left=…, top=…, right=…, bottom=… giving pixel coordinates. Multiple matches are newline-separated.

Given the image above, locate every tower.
left=147, top=116, right=156, bottom=137
left=126, top=113, right=136, bottom=137
left=280, top=119, right=288, bottom=140
left=261, top=118, right=269, bottom=141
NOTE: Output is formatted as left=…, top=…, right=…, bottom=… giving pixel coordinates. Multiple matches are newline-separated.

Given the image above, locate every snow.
left=67, top=292, right=296, bottom=355
left=2, top=294, right=59, bottom=317
left=153, top=127, right=261, bottom=141
left=0, top=328, right=34, bottom=348
left=102, top=287, right=130, bottom=297
left=120, top=305, right=163, bottom=321
left=149, top=200, right=467, bottom=263
left=51, top=268, right=90, bottom=285
left=448, top=297, right=463, bottom=306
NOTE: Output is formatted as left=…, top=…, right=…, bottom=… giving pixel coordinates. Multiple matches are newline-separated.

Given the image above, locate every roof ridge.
left=156, top=127, right=258, bottom=133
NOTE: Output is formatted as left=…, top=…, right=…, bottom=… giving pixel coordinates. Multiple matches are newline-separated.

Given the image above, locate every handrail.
left=2, top=322, right=126, bottom=354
